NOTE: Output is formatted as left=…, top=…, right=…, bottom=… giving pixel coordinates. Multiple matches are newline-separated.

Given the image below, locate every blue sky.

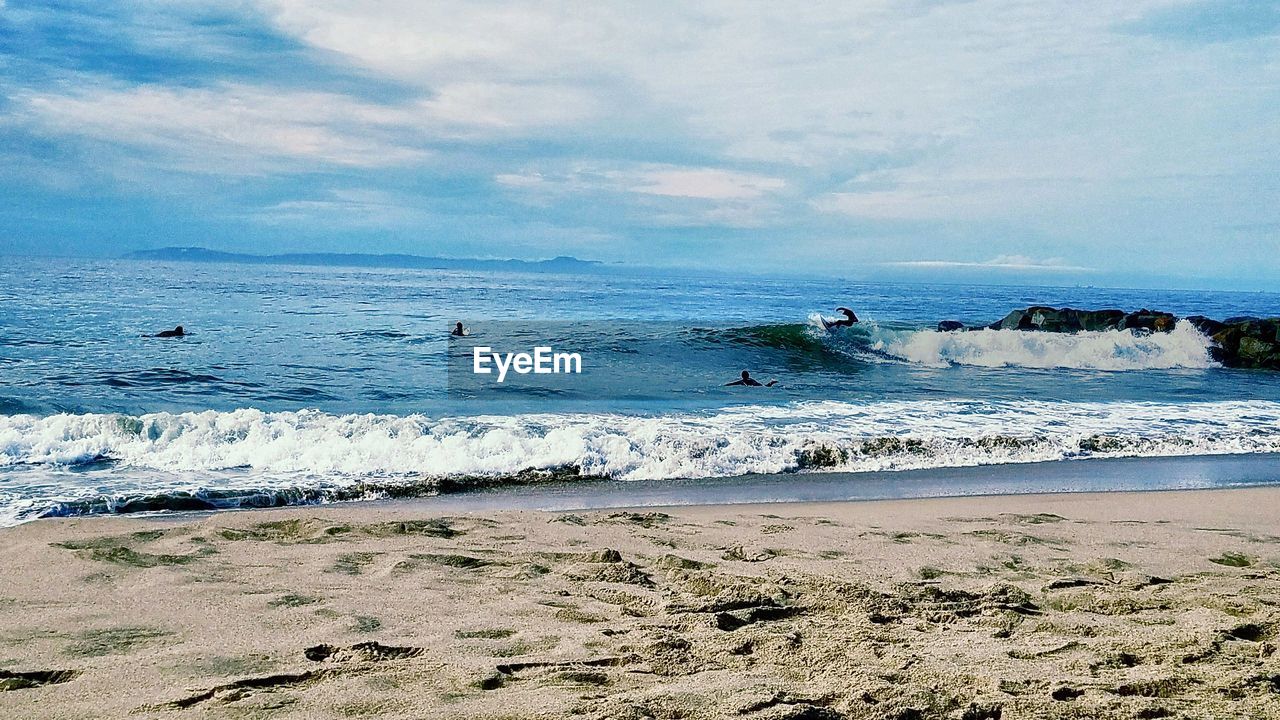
left=1, top=1, right=1277, bottom=288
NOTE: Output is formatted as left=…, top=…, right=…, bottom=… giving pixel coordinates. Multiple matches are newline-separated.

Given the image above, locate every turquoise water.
left=3, top=256, right=1280, bottom=523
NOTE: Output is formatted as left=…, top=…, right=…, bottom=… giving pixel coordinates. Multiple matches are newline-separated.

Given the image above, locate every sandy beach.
left=2, top=487, right=1278, bottom=719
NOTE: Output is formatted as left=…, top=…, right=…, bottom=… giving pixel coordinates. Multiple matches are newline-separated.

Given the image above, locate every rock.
left=1239, top=336, right=1280, bottom=368
left=1263, top=318, right=1280, bottom=342
left=1203, top=318, right=1280, bottom=369
left=990, top=309, right=1032, bottom=330
left=1026, top=307, right=1084, bottom=333
left=1185, top=315, right=1225, bottom=337
left=1118, top=309, right=1176, bottom=333
left=966, top=307, right=1280, bottom=370
left=988, top=306, right=1176, bottom=334
left=1076, top=309, right=1125, bottom=331
left=937, top=320, right=965, bottom=332
left=989, top=307, right=1094, bottom=333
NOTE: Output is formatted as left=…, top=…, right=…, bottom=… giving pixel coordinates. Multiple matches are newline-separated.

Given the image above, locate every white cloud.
left=254, top=188, right=429, bottom=227
left=497, top=164, right=785, bottom=200
left=418, top=82, right=598, bottom=133
left=23, top=2, right=1279, bottom=185
left=812, top=189, right=960, bottom=220
left=630, top=168, right=785, bottom=200
left=252, top=1, right=1203, bottom=168
left=883, top=255, right=1093, bottom=272
left=809, top=181, right=1091, bottom=221
left=8, top=0, right=1279, bottom=272
left=494, top=163, right=787, bottom=226
left=16, top=83, right=429, bottom=172
left=252, top=1, right=1278, bottom=194
left=14, top=77, right=603, bottom=174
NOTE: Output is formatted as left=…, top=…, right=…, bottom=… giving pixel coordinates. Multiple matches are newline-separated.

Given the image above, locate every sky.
left=0, top=0, right=1278, bottom=288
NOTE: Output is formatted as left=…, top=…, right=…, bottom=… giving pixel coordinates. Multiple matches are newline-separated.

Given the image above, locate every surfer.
left=821, top=307, right=859, bottom=331
left=725, top=370, right=777, bottom=387
left=153, top=326, right=185, bottom=338
left=450, top=322, right=467, bottom=337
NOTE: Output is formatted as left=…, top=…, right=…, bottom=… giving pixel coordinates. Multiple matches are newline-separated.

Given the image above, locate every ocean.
left=3, top=255, right=1280, bottom=525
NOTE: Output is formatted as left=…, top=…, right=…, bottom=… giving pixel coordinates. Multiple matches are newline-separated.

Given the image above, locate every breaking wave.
left=715, top=317, right=1220, bottom=371
left=4, top=399, right=1280, bottom=523
left=867, top=320, right=1217, bottom=370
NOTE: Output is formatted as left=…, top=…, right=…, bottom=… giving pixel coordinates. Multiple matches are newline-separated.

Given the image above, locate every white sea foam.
left=3, top=400, right=1278, bottom=495
left=854, top=320, right=1217, bottom=370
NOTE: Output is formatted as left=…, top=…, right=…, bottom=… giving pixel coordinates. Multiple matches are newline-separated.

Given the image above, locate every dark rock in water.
left=1025, top=307, right=1084, bottom=333
left=1185, top=315, right=1225, bottom=337
left=1185, top=316, right=1280, bottom=370
left=990, top=306, right=1174, bottom=335
left=1239, top=330, right=1280, bottom=369
left=937, top=320, right=965, bottom=332
left=988, top=307, right=1098, bottom=333
left=990, top=307, right=1050, bottom=331
left=1118, top=309, right=1176, bottom=333
left=1077, top=309, right=1125, bottom=331
left=988, top=306, right=1111, bottom=333
left=970, top=306, right=1280, bottom=370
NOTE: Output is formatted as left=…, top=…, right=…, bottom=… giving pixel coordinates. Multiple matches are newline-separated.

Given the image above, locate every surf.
left=5, top=399, right=1280, bottom=524
left=866, top=320, right=1217, bottom=371
left=708, top=316, right=1220, bottom=372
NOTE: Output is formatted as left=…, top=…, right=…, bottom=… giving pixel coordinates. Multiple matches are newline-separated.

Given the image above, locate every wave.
left=870, top=320, right=1217, bottom=370
left=707, top=318, right=1218, bottom=371
left=692, top=323, right=828, bottom=353
left=3, top=400, right=1280, bottom=523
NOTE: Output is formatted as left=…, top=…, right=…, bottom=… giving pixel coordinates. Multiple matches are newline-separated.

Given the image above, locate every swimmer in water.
left=154, top=325, right=185, bottom=338
left=822, top=307, right=859, bottom=330
left=725, top=370, right=777, bottom=387
left=450, top=322, right=467, bottom=337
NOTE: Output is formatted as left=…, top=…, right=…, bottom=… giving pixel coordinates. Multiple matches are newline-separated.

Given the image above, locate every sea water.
left=3, top=256, right=1280, bottom=524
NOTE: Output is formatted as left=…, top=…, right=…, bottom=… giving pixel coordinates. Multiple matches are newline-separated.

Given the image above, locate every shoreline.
left=395, top=450, right=1280, bottom=514
left=21, top=450, right=1280, bottom=528
left=2, top=486, right=1278, bottom=718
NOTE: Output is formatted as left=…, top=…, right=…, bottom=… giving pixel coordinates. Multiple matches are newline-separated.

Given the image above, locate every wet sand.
left=1, top=487, right=1278, bottom=719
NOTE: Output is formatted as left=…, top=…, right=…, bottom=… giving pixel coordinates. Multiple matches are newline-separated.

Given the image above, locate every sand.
left=1, top=487, right=1278, bottom=719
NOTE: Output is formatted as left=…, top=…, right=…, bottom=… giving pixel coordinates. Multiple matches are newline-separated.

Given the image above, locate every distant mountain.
left=124, top=247, right=608, bottom=274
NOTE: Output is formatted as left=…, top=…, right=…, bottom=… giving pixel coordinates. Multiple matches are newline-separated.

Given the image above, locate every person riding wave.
left=821, top=307, right=859, bottom=330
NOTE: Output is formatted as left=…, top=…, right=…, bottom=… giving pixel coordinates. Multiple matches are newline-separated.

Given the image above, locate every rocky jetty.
left=1185, top=315, right=1280, bottom=369
left=937, top=306, right=1280, bottom=369
left=986, top=307, right=1176, bottom=333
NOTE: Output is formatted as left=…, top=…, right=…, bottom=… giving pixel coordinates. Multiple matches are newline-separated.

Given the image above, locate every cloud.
left=812, top=189, right=964, bottom=221
left=253, top=188, right=429, bottom=227
left=498, top=165, right=785, bottom=200
left=256, top=1, right=1246, bottom=169
left=630, top=168, right=785, bottom=200
left=13, top=77, right=604, bottom=175
left=15, top=82, right=429, bottom=172
left=809, top=180, right=1092, bottom=221
left=495, top=164, right=787, bottom=227
left=883, top=255, right=1094, bottom=272
left=417, top=82, right=599, bottom=134
left=3, top=0, right=1279, bottom=280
